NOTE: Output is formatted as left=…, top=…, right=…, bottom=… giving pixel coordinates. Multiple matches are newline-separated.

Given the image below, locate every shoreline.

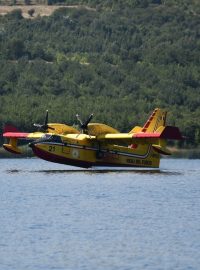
left=166, top=147, right=200, bottom=159
left=0, top=4, right=96, bottom=18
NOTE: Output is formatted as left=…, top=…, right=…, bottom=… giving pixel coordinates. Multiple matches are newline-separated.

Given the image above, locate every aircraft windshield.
left=42, top=134, right=52, bottom=140
left=41, top=134, right=62, bottom=143
left=50, top=135, right=62, bottom=143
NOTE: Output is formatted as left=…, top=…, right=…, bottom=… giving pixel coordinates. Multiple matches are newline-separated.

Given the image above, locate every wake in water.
left=6, top=168, right=182, bottom=175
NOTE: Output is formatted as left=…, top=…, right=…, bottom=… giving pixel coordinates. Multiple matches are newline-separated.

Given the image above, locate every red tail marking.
left=141, top=109, right=158, bottom=133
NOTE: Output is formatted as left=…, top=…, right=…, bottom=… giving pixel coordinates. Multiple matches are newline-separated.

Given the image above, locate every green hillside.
left=0, top=0, right=200, bottom=146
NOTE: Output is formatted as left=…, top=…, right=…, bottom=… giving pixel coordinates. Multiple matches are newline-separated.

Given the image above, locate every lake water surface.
left=0, top=158, right=200, bottom=270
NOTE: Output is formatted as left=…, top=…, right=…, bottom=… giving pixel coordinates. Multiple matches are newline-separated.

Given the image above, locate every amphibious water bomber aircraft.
left=3, top=108, right=182, bottom=169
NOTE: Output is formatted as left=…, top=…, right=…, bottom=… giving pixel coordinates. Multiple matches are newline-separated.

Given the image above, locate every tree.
left=8, top=9, right=23, bottom=20
left=7, top=39, right=26, bottom=60
left=28, top=9, right=35, bottom=17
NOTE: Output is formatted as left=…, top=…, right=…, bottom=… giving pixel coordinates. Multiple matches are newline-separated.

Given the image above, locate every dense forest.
left=0, top=0, right=200, bottom=147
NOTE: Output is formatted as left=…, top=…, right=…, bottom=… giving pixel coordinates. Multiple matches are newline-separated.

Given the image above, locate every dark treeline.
left=0, top=0, right=200, bottom=146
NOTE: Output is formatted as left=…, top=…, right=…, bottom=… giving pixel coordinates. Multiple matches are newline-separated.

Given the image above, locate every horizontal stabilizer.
left=133, top=126, right=182, bottom=140
left=159, top=126, right=182, bottom=140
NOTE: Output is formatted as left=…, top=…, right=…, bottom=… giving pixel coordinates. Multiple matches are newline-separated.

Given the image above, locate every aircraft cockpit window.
left=40, top=134, right=62, bottom=143
left=49, top=135, right=62, bottom=143
left=42, top=134, right=52, bottom=140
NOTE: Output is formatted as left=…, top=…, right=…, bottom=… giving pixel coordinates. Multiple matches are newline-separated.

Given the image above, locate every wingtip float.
left=3, top=108, right=183, bottom=169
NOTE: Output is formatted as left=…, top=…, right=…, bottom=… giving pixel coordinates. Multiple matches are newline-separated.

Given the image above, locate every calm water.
left=0, top=158, right=200, bottom=270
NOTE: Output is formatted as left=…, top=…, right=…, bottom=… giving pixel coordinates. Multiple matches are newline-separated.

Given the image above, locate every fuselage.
left=29, top=133, right=161, bottom=168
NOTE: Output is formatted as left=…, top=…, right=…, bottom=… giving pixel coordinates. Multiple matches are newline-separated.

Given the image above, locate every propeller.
left=33, top=110, right=55, bottom=132
left=76, top=113, right=93, bottom=134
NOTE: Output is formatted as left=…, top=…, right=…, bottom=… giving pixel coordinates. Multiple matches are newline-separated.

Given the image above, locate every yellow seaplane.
left=3, top=108, right=182, bottom=169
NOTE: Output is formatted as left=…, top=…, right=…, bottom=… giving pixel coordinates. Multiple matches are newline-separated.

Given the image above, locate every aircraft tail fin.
left=141, top=108, right=167, bottom=133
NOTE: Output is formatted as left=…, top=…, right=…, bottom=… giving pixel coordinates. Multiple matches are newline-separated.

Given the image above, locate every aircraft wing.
left=93, top=132, right=158, bottom=145
left=88, top=126, right=182, bottom=156
left=3, top=132, right=30, bottom=138
left=3, top=131, right=44, bottom=139
left=92, top=126, right=182, bottom=142
left=3, top=129, right=45, bottom=154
